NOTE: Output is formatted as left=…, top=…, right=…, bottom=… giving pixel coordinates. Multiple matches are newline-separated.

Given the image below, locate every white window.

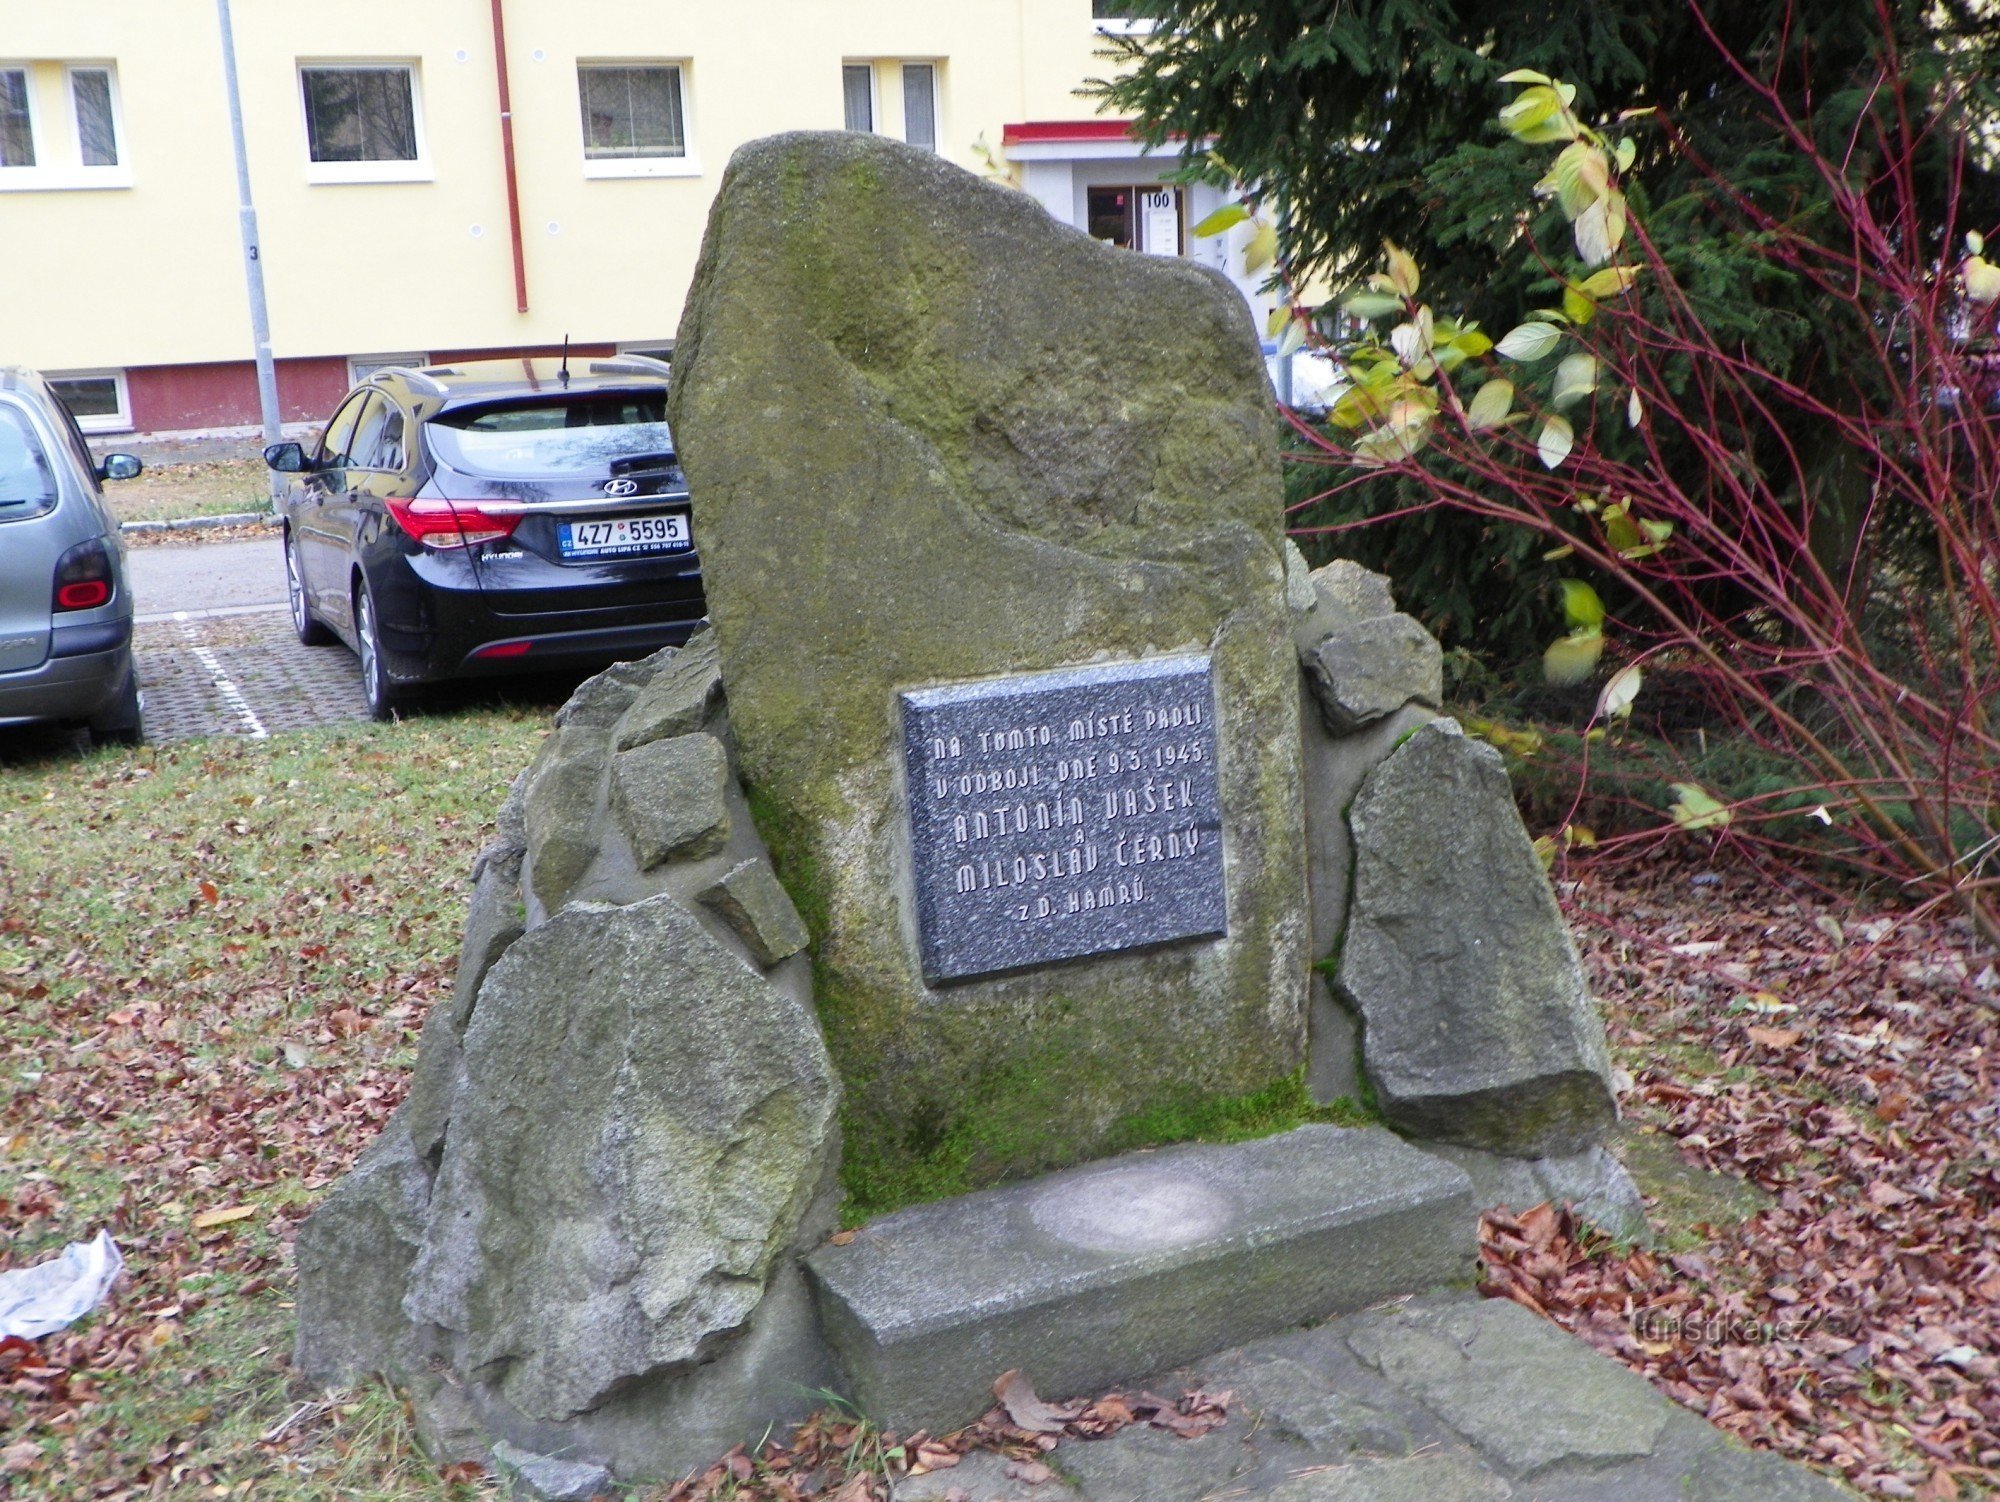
left=346, top=354, right=428, bottom=387
left=842, top=63, right=875, bottom=133
left=48, top=370, right=131, bottom=434
left=0, top=68, right=36, bottom=168
left=578, top=62, right=697, bottom=178
left=901, top=63, right=937, bottom=152
left=1093, top=1, right=1158, bottom=34
left=0, top=62, right=130, bottom=189
left=842, top=61, right=940, bottom=149
left=299, top=63, right=429, bottom=183
left=68, top=66, right=118, bottom=167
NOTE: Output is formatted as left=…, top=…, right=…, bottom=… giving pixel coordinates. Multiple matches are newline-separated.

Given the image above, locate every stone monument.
left=293, top=131, right=1630, bottom=1489
left=669, top=130, right=1313, bottom=1203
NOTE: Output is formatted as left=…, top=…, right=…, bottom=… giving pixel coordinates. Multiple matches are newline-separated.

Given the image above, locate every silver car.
left=0, top=366, right=144, bottom=744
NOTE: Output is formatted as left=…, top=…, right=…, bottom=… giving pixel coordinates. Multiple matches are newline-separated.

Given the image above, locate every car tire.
left=286, top=532, right=334, bottom=646
left=89, top=664, right=144, bottom=748
left=354, top=579, right=401, bottom=723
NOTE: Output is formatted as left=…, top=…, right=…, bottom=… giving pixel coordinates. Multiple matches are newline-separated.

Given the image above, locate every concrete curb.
left=121, top=512, right=278, bottom=535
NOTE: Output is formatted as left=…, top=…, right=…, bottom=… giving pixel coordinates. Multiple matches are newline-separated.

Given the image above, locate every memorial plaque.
left=900, top=655, right=1228, bottom=984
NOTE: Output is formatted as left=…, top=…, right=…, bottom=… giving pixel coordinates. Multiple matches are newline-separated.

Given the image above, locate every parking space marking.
left=175, top=612, right=270, bottom=740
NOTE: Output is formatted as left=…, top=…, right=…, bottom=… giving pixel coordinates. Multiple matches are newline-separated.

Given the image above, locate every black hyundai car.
left=266, top=357, right=704, bottom=719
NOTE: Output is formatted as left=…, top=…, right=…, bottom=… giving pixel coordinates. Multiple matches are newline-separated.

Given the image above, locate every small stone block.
left=698, top=858, right=811, bottom=967
left=610, top=733, right=731, bottom=870
left=523, top=727, right=611, bottom=913
left=806, top=1125, right=1473, bottom=1433
left=1303, top=614, right=1443, bottom=735
left=1345, top=1298, right=1669, bottom=1478
left=491, top=1440, right=613, bottom=1502
left=615, top=629, right=725, bottom=751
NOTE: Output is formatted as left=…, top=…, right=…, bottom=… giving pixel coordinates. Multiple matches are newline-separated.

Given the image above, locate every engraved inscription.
left=900, top=656, right=1228, bottom=984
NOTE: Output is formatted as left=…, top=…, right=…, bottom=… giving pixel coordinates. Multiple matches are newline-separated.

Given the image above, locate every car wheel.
left=354, top=580, right=401, bottom=722
left=89, top=664, right=144, bottom=748
left=286, top=532, right=334, bottom=646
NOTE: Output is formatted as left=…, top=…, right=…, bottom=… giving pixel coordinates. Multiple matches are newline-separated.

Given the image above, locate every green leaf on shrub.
left=1342, top=291, right=1404, bottom=320
left=1670, top=782, right=1733, bottom=832
left=1543, top=627, right=1603, bottom=684
left=1559, top=578, right=1606, bottom=628
left=1579, top=266, right=1640, bottom=299
left=1628, top=389, right=1644, bottom=427
left=1466, top=378, right=1515, bottom=430
left=1552, top=353, right=1598, bottom=408
left=1563, top=286, right=1597, bottom=325
left=1615, top=137, right=1637, bottom=173
left=1276, top=318, right=1307, bottom=359
left=1537, top=413, right=1575, bottom=468
left=1383, top=241, right=1421, bottom=297
left=1245, top=221, right=1279, bottom=273
left=1496, top=322, right=1563, bottom=361
left=1193, top=203, right=1251, bottom=237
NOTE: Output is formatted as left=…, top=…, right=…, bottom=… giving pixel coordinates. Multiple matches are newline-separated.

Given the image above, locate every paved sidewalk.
left=898, top=1295, right=1852, bottom=1502
left=125, top=537, right=285, bottom=620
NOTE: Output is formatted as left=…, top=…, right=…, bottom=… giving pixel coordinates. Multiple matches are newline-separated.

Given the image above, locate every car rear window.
left=0, top=403, right=59, bottom=524
left=426, top=395, right=676, bottom=479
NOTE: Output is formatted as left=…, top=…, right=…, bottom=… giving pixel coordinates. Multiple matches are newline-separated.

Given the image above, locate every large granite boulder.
left=668, top=132, right=1310, bottom=1197
left=1335, top=722, right=1617, bottom=1156
left=296, top=636, right=847, bottom=1479
left=402, top=894, right=840, bottom=1422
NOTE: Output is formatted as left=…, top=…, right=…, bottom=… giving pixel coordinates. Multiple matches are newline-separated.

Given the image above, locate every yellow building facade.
left=1, top=1, right=1276, bottom=435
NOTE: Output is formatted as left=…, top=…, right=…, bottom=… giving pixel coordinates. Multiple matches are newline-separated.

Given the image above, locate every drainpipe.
left=489, top=0, right=529, bottom=313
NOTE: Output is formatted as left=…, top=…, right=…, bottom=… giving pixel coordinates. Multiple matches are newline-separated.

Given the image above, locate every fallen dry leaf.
left=993, top=1369, right=1073, bottom=1434
left=1745, top=1025, right=1801, bottom=1048
left=189, top=1205, right=256, bottom=1230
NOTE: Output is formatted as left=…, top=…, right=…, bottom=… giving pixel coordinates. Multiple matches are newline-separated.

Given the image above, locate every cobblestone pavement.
left=897, top=1294, right=1855, bottom=1502
left=135, top=609, right=369, bottom=742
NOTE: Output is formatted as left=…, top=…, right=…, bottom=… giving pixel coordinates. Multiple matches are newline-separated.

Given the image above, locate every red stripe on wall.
left=126, top=359, right=350, bottom=432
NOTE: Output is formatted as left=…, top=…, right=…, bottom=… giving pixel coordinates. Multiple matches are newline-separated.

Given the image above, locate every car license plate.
left=557, top=512, right=691, bottom=559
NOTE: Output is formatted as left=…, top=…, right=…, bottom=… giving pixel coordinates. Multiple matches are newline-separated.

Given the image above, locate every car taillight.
left=385, top=497, right=521, bottom=550
left=53, top=539, right=114, bottom=611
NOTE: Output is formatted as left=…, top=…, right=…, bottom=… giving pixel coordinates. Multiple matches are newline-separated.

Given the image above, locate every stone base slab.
left=806, top=1125, right=1475, bottom=1432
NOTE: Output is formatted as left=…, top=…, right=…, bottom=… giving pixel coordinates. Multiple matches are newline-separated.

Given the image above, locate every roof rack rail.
left=369, top=365, right=448, bottom=397
left=587, top=354, right=672, bottom=378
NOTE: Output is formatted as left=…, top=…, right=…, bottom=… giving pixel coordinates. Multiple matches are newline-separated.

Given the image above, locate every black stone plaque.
left=900, top=655, right=1228, bottom=984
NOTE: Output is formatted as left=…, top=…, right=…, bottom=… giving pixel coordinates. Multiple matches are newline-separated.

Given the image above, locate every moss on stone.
left=839, top=1067, right=1382, bottom=1226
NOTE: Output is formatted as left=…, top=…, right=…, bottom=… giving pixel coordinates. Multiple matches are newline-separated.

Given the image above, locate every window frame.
left=65, top=64, right=122, bottom=170
left=577, top=60, right=698, bottom=179
left=841, top=62, right=877, bottom=134
left=346, top=354, right=429, bottom=388
left=0, top=64, right=40, bottom=174
left=0, top=61, right=134, bottom=190
left=46, top=369, right=131, bottom=435
left=297, top=61, right=431, bottom=185
left=900, top=62, right=939, bottom=152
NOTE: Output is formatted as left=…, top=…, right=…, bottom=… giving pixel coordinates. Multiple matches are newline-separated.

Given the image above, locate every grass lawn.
left=105, top=458, right=273, bottom=526
left=1, top=711, right=545, bottom=1498
left=2, top=708, right=1991, bottom=1499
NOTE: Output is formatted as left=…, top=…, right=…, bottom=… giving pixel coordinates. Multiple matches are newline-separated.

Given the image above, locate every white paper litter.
left=0, top=1230, right=124, bottom=1339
